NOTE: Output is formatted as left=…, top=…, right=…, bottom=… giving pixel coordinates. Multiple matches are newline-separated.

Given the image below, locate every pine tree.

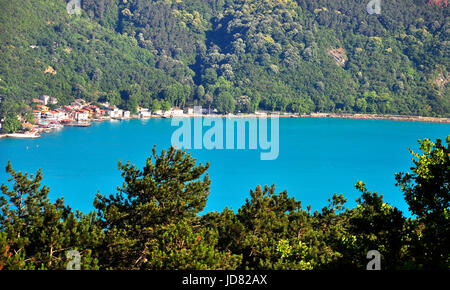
left=0, top=162, right=102, bottom=269
left=94, top=146, right=240, bottom=269
left=395, top=136, right=450, bottom=269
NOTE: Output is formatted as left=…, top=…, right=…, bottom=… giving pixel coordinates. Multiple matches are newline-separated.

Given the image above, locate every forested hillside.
left=0, top=0, right=449, bottom=117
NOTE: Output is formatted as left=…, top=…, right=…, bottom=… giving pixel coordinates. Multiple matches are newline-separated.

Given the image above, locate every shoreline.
left=1, top=112, right=448, bottom=140
left=161, top=112, right=450, bottom=124
left=296, top=113, right=450, bottom=124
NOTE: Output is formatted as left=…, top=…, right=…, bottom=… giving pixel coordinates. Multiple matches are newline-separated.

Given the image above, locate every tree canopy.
left=1, top=136, right=449, bottom=270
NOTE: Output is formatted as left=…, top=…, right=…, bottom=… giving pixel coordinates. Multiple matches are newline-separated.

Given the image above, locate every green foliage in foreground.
left=0, top=136, right=449, bottom=270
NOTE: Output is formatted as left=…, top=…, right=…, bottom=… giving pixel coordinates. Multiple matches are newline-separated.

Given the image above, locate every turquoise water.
left=0, top=118, right=448, bottom=216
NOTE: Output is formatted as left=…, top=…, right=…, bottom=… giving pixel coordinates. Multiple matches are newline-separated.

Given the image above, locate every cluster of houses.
left=1, top=94, right=268, bottom=137
left=33, top=96, right=104, bottom=129
left=98, top=102, right=208, bottom=119
left=29, top=95, right=214, bottom=133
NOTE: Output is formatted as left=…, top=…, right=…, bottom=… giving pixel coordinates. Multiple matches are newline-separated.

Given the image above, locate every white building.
left=184, top=107, right=194, bottom=115
left=40, top=95, right=50, bottom=105
left=54, top=111, right=67, bottom=120
left=139, top=108, right=152, bottom=118
left=170, top=108, right=184, bottom=117
left=75, top=112, right=89, bottom=121
left=38, top=95, right=58, bottom=106
left=122, top=111, right=130, bottom=118
left=33, top=111, right=42, bottom=120
left=42, top=111, right=65, bottom=121
left=99, top=102, right=111, bottom=109
left=162, top=108, right=184, bottom=118
left=108, top=108, right=123, bottom=119
left=42, top=111, right=56, bottom=121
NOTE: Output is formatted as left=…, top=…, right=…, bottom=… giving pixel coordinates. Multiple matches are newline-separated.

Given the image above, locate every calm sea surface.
left=0, top=118, right=448, bottom=216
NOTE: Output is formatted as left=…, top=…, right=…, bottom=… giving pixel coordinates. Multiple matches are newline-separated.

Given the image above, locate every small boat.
left=6, top=133, right=41, bottom=139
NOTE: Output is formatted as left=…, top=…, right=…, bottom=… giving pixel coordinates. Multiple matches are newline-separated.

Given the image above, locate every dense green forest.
left=0, top=136, right=449, bottom=270
left=0, top=0, right=449, bottom=118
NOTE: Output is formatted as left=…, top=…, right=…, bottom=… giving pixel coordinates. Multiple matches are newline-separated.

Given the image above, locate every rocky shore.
left=169, top=112, right=450, bottom=124
left=297, top=113, right=450, bottom=124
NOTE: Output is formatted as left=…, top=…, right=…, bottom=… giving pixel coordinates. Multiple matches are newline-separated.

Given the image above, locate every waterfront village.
left=0, top=95, right=217, bottom=139
left=1, top=95, right=449, bottom=139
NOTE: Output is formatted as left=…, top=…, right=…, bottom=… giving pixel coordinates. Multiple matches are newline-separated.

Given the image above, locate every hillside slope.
left=0, top=0, right=449, bottom=117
